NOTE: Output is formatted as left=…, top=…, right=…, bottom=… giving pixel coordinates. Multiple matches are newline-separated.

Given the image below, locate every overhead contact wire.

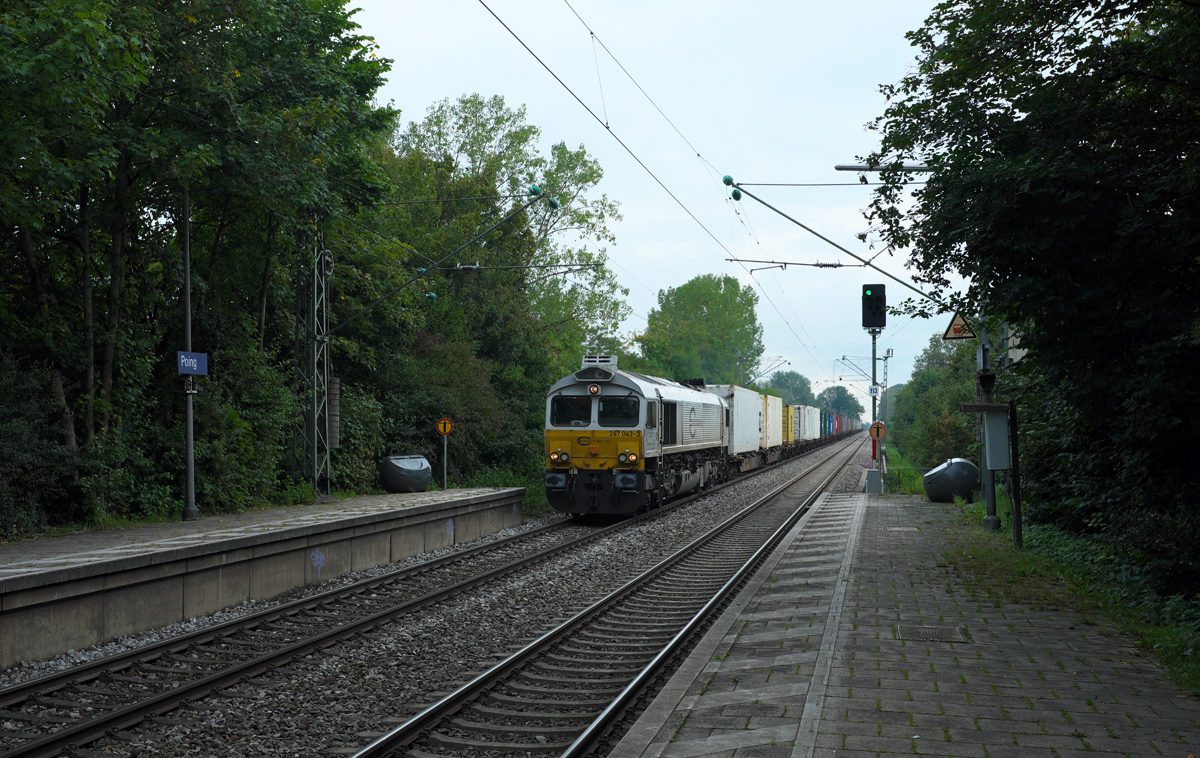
left=477, top=0, right=736, bottom=258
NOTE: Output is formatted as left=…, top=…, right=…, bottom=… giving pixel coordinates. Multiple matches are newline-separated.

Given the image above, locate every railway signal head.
left=862, top=284, right=886, bottom=328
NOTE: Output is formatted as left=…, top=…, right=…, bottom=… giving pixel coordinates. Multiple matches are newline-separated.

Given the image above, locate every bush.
left=332, top=382, right=384, bottom=493
left=0, top=355, right=78, bottom=538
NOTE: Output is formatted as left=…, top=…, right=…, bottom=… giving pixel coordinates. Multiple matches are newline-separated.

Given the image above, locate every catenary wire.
left=739, top=182, right=928, bottom=187
left=724, top=190, right=836, bottom=379
left=561, top=0, right=728, bottom=178
left=477, top=0, right=735, bottom=259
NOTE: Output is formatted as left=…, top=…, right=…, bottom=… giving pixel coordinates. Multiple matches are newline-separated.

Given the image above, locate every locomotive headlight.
left=549, top=452, right=560, bottom=461
left=629, top=453, right=638, bottom=463
left=560, top=452, right=569, bottom=462
left=618, top=453, right=628, bottom=463
left=588, top=384, right=600, bottom=395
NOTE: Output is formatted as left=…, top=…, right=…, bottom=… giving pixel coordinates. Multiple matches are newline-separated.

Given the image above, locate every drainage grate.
left=896, top=625, right=966, bottom=643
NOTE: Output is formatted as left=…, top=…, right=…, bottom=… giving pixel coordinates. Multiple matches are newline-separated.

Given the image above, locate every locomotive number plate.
left=597, top=430, right=641, bottom=438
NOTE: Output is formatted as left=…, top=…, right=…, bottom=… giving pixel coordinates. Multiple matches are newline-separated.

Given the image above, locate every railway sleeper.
left=543, top=652, right=654, bottom=665
left=423, top=731, right=570, bottom=754
left=514, top=671, right=627, bottom=687
left=603, top=610, right=695, bottom=623
left=554, top=642, right=663, bottom=654
left=618, top=600, right=707, bottom=611
left=448, top=718, right=585, bottom=737
left=531, top=662, right=646, bottom=676
left=484, top=692, right=611, bottom=709
left=571, top=630, right=675, bottom=644
left=466, top=704, right=602, bottom=721
left=635, top=586, right=725, bottom=597
left=585, top=620, right=681, bottom=632
left=502, top=680, right=623, bottom=697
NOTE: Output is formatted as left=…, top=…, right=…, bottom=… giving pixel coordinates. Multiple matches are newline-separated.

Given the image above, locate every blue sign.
left=177, top=351, right=208, bottom=376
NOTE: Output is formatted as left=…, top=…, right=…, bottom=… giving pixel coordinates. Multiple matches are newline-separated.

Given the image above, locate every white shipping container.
left=762, top=394, right=783, bottom=449
left=796, top=405, right=819, bottom=441
left=707, top=385, right=761, bottom=455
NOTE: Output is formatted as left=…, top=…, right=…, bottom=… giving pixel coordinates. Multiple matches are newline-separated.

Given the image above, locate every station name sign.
left=177, top=351, right=208, bottom=376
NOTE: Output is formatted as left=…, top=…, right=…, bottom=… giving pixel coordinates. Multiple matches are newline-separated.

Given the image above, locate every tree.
left=770, top=370, right=816, bottom=406
left=0, top=0, right=395, bottom=530
left=331, top=94, right=627, bottom=483
left=393, top=94, right=628, bottom=378
left=636, top=274, right=764, bottom=383
left=865, top=0, right=1200, bottom=593
left=816, top=386, right=865, bottom=419
left=881, top=383, right=905, bottom=422
left=887, top=336, right=977, bottom=468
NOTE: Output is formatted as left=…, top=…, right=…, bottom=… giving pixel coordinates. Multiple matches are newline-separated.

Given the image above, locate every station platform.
left=0, top=487, right=524, bottom=670
left=612, top=493, right=1200, bottom=758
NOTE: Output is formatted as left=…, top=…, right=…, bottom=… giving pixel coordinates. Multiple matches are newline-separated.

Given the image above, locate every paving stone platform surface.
left=611, top=493, right=1200, bottom=758
left=0, top=488, right=513, bottom=583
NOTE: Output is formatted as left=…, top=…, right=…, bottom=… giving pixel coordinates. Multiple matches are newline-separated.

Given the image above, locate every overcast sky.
left=350, top=0, right=956, bottom=418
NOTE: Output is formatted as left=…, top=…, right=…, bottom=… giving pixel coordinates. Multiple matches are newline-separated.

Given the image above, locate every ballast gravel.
left=0, top=512, right=572, bottom=690
left=831, top=439, right=874, bottom=492
left=111, top=438, right=859, bottom=758
left=5, top=436, right=862, bottom=758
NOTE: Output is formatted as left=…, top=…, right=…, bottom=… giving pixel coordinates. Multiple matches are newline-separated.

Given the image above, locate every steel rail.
left=0, top=431, right=853, bottom=710
left=352, top=436, right=865, bottom=758
left=1, top=435, right=860, bottom=758
left=562, top=436, right=867, bottom=758
left=0, top=516, right=570, bottom=709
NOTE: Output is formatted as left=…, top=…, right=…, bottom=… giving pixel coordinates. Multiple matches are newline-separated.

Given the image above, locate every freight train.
left=544, top=355, right=860, bottom=515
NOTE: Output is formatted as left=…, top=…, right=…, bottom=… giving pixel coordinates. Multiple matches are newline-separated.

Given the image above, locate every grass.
left=882, top=447, right=929, bottom=495
left=942, top=490, right=1200, bottom=696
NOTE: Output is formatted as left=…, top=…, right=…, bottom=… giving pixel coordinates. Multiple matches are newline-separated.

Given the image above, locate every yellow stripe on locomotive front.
left=545, top=429, right=644, bottom=470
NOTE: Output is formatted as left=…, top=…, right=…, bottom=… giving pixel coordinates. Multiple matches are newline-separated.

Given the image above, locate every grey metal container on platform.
left=922, top=458, right=979, bottom=502
left=379, top=455, right=432, bottom=493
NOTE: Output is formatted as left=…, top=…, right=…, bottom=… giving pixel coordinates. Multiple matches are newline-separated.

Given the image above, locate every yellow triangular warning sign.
left=943, top=311, right=977, bottom=340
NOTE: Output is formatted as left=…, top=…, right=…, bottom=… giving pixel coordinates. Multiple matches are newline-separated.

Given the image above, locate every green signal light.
left=865, top=289, right=872, bottom=296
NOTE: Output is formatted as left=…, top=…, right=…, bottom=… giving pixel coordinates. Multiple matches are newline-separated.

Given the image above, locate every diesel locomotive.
left=544, top=355, right=857, bottom=515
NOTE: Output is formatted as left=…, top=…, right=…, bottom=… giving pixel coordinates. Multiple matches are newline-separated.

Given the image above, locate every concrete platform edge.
left=0, top=488, right=525, bottom=595
left=0, top=488, right=525, bottom=669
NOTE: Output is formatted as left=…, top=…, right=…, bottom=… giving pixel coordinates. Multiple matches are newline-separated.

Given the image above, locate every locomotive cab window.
left=598, top=397, right=639, bottom=428
left=550, top=396, right=592, bottom=427
left=646, top=401, right=657, bottom=429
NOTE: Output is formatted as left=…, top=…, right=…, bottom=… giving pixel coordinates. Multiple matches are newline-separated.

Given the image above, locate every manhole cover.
left=896, top=625, right=966, bottom=643
left=887, top=527, right=920, bottom=532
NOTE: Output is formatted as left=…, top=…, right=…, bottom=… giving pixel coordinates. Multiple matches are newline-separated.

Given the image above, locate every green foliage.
left=881, top=383, right=904, bottom=421
left=888, top=335, right=977, bottom=468
left=769, top=370, right=815, bottom=406
left=0, top=355, right=76, bottom=538
left=332, top=383, right=383, bottom=493
left=867, top=0, right=1200, bottom=594
left=815, top=385, right=865, bottom=418
left=1, top=0, right=395, bottom=528
left=2, top=1, right=629, bottom=536
left=636, top=274, right=764, bottom=383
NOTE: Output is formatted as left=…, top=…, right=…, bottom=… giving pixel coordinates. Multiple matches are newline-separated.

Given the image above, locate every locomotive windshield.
left=550, top=396, right=592, bottom=426
left=598, top=397, right=640, bottom=428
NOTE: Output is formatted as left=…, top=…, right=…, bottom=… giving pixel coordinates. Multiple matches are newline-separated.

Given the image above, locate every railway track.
left=356, top=435, right=866, bottom=758
left=0, top=434, right=860, bottom=758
